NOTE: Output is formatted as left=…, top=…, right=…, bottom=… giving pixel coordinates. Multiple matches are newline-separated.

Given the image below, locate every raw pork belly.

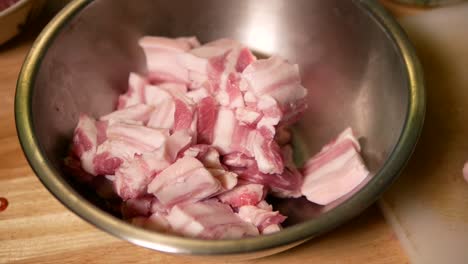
left=68, top=36, right=369, bottom=239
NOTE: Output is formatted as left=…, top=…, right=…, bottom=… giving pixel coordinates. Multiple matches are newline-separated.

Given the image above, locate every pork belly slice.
left=114, top=150, right=171, bottom=200
left=242, top=56, right=307, bottom=121
left=100, top=104, right=154, bottom=125
left=122, top=196, right=169, bottom=219
left=72, top=114, right=108, bottom=175
left=146, top=83, right=196, bottom=133
left=166, top=199, right=259, bottom=239
left=139, top=36, right=206, bottom=84
left=114, top=130, right=192, bottom=200
left=93, top=123, right=169, bottom=175
left=218, top=183, right=265, bottom=208
left=252, top=126, right=284, bottom=174
left=233, top=145, right=302, bottom=198
left=235, top=164, right=302, bottom=198
left=131, top=213, right=171, bottom=233
left=208, top=169, right=238, bottom=193
left=117, top=72, right=147, bottom=109
left=196, top=96, right=218, bottom=144
left=301, top=128, right=369, bottom=205
left=189, top=39, right=256, bottom=106
left=222, top=152, right=255, bottom=168
left=147, top=156, right=220, bottom=207
left=237, top=201, right=286, bottom=234
left=182, top=144, right=224, bottom=169
left=121, top=195, right=154, bottom=218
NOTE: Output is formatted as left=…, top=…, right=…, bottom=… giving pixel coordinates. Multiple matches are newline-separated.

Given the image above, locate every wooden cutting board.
left=0, top=8, right=410, bottom=264
left=380, top=2, right=468, bottom=264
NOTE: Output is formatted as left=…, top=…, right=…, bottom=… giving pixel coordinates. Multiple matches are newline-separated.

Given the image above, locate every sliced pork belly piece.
left=189, top=39, right=256, bottom=106
left=145, top=82, right=196, bottom=132
left=182, top=144, right=225, bottom=170
left=114, top=149, right=171, bottom=200
left=237, top=202, right=286, bottom=234
left=139, top=36, right=200, bottom=52
left=186, top=87, right=210, bottom=103
left=222, top=152, right=255, bottom=168
left=106, top=122, right=169, bottom=152
left=166, top=199, right=258, bottom=239
left=211, top=107, right=237, bottom=154
left=218, top=183, right=265, bottom=208
left=122, top=196, right=168, bottom=219
left=301, top=128, right=369, bottom=205
left=144, top=82, right=187, bottom=106
left=256, top=96, right=283, bottom=131
left=165, top=129, right=193, bottom=162
left=236, top=165, right=302, bottom=198
left=196, top=96, right=218, bottom=144
left=117, top=73, right=147, bottom=109
left=208, top=169, right=238, bottom=193
left=139, top=36, right=205, bottom=84
left=121, top=195, right=154, bottom=218
left=147, top=156, right=220, bottom=207
left=100, top=104, right=154, bottom=125
left=242, top=56, right=307, bottom=121
left=131, top=213, right=171, bottom=233
left=93, top=123, right=169, bottom=175
left=235, top=107, right=262, bottom=127
left=72, top=114, right=107, bottom=175
left=252, top=127, right=284, bottom=174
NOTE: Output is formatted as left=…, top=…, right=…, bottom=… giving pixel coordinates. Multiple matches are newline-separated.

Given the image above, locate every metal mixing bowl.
left=15, top=0, right=425, bottom=258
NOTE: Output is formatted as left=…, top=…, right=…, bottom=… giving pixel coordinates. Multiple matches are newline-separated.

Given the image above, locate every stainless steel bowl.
left=15, top=0, right=425, bottom=258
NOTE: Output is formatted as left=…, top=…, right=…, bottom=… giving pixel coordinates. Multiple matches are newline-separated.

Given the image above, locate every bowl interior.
left=29, top=0, right=407, bottom=236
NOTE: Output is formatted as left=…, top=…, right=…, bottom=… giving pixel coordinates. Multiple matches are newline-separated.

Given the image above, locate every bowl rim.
left=0, top=0, right=30, bottom=17
left=15, top=0, right=425, bottom=255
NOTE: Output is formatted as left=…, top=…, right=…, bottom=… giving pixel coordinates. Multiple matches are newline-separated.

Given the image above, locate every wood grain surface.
left=0, top=11, right=408, bottom=264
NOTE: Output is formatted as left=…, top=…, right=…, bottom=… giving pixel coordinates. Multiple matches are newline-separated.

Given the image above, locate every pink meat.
left=235, top=164, right=302, bottom=198
left=242, top=56, right=307, bottom=121
left=114, top=149, right=171, bottom=200
left=235, top=107, right=262, bottom=127
left=139, top=36, right=205, bottom=84
left=211, top=107, right=237, bottom=154
left=196, top=96, right=218, bottom=144
left=121, top=196, right=154, bottom=218
left=237, top=202, right=286, bottom=234
left=186, top=87, right=210, bottom=103
left=106, top=122, right=169, bottom=152
left=93, top=123, right=169, bottom=175
left=301, top=128, right=369, bottom=205
left=147, top=156, right=221, bottom=207
left=165, top=130, right=193, bottom=162
left=117, top=73, right=147, bottom=109
left=236, top=47, right=257, bottom=72
left=255, top=96, right=283, bottom=132
left=251, top=127, right=284, bottom=174
left=131, top=213, right=170, bottom=233
left=182, top=145, right=225, bottom=170
left=189, top=39, right=256, bottom=107
left=72, top=115, right=101, bottom=175
left=218, top=183, right=265, bottom=208
left=208, top=169, right=238, bottom=193
left=222, top=152, right=255, bottom=168
left=100, top=104, right=154, bottom=125
left=166, top=199, right=259, bottom=239
left=144, top=83, right=187, bottom=106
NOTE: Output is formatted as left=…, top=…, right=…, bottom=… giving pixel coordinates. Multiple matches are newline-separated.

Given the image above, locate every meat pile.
left=68, top=36, right=369, bottom=239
